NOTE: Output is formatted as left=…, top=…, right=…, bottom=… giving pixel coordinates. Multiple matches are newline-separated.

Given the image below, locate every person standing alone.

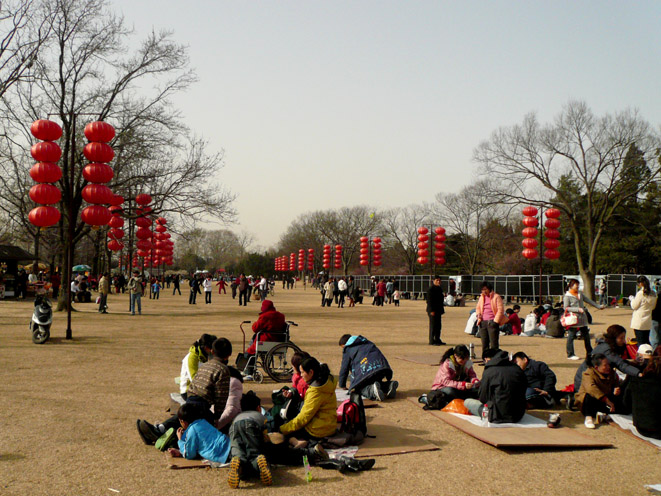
left=475, top=281, right=507, bottom=359
left=203, top=275, right=213, bottom=304
left=426, top=276, right=445, bottom=346
left=98, top=272, right=109, bottom=314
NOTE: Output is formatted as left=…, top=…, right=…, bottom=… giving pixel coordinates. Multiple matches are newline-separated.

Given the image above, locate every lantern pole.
left=539, top=206, right=544, bottom=306
left=64, top=112, right=77, bottom=340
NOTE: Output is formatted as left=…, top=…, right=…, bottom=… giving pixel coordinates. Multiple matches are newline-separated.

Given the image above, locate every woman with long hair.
left=630, top=275, right=657, bottom=345
left=179, top=333, right=217, bottom=399
left=428, top=345, right=479, bottom=402
left=563, top=278, right=604, bottom=360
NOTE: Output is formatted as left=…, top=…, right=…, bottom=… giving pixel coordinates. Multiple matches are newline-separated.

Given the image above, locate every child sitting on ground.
left=289, top=351, right=311, bottom=399
left=167, top=403, right=231, bottom=464
left=227, top=392, right=272, bottom=489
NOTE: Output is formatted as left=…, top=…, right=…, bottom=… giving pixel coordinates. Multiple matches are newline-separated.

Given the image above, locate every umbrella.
left=73, top=264, right=91, bottom=272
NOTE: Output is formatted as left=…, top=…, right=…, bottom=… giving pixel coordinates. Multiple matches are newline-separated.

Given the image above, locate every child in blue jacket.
left=167, top=403, right=231, bottom=464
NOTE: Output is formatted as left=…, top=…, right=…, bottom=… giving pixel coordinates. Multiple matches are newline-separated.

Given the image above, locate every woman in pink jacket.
left=430, top=345, right=480, bottom=401
left=475, top=281, right=508, bottom=359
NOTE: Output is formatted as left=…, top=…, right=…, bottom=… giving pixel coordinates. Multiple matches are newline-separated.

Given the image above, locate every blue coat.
left=178, top=419, right=231, bottom=463
left=339, top=336, right=392, bottom=390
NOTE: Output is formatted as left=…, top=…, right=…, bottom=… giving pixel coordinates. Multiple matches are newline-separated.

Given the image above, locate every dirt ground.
left=1, top=286, right=659, bottom=496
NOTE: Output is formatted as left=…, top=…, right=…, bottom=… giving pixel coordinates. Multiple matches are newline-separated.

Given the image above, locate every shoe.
left=584, top=416, right=596, bottom=429
left=256, top=454, right=272, bottom=486
left=371, top=382, right=385, bottom=402
left=547, top=413, right=561, bottom=428
left=596, top=412, right=610, bottom=424
left=136, top=419, right=160, bottom=445
left=313, top=443, right=329, bottom=461
left=386, top=380, right=399, bottom=399
left=437, top=340, right=447, bottom=345
left=567, top=355, right=581, bottom=360
left=418, top=394, right=428, bottom=405
left=228, top=457, right=242, bottom=489
left=155, top=427, right=177, bottom=451
left=339, top=455, right=376, bottom=472
left=430, top=342, right=441, bottom=346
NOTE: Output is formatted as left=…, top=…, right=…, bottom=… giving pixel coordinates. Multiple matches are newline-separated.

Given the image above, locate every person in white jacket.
left=203, top=275, right=213, bottom=304
left=337, top=277, right=348, bottom=308
left=630, top=275, right=657, bottom=346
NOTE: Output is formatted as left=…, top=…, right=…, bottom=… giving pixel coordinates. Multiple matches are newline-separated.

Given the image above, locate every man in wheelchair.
left=237, top=300, right=286, bottom=375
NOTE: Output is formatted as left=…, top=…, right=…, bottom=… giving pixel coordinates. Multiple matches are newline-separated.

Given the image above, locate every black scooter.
left=30, top=294, right=52, bottom=344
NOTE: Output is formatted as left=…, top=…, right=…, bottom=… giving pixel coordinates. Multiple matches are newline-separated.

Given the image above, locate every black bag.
left=423, top=390, right=450, bottom=410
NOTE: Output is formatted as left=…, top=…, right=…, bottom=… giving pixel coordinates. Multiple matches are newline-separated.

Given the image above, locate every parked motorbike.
left=30, top=294, right=52, bottom=344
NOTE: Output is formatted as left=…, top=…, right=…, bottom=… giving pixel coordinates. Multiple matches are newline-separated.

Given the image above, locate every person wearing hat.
left=236, top=300, right=286, bottom=375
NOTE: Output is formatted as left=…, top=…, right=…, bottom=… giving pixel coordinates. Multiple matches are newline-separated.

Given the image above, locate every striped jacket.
left=187, top=357, right=230, bottom=420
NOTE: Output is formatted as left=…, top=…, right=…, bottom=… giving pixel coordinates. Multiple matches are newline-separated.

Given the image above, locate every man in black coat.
left=513, top=352, right=557, bottom=408
left=426, top=275, right=445, bottom=345
left=465, top=349, right=527, bottom=423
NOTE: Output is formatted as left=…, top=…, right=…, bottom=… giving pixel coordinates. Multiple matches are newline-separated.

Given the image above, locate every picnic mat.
left=394, top=354, right=441, bottom=366
left=165, top=452, right=229, bottom=469
left=354, top=419, right=440, bottom=458
left=430, top=411, right=612, bottom=449
left=609, top=414, right=661, bottom=449
left=260, top=390, right=379, bottom=411
left=448, top=412, right=548, bottom=428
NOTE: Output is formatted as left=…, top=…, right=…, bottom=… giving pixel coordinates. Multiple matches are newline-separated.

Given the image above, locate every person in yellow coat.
left=280, top=357, right=338, bottom=448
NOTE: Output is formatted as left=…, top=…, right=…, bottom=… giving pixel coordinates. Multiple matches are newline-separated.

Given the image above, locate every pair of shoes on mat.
left=596, top=412, right=610, bottom=424
left=136, top=419, right=161, bottom=445
left=228, top=455, right=272, bottom=488
left=317, top=456, right=376, bottom=473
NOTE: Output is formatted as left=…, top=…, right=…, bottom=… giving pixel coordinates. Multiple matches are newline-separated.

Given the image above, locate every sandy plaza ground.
left=1, top=285, right=659, bottom=495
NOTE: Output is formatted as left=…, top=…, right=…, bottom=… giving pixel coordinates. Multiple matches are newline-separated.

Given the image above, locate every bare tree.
left=380, top=204, right=430, bottom=274
left=474, top=101, right=661, bottom=297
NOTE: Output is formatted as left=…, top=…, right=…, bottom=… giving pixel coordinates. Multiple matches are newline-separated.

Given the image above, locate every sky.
left=111, top=0, right=661, bottom=248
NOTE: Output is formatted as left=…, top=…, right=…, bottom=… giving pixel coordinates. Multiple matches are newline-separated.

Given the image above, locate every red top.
left=247, top=300, right=286, bottom=354
left=508, top=313, right=522, bottom=335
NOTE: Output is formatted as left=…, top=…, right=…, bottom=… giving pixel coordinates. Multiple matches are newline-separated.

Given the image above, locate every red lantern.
left=30, top=162, right=62, bottom=183
left=31, top=119, right=63, bottom=141
left=360, top=236, right=368, bottom=242
left=522, top=216, right=538, bottom=227
left=29, top=184, right=61, bottom=205
left=141, top=205, right=152, bottom=213
left=373, top=261, right=382, bottom=267
left=108, top=240, right=124, bottom=251
left=136, top=239, right=152, bottom=251
left=434, top=257, right=446, bottom=265
left=136, top=217, right=152, bottom=228
left=418, top=249, right=429, bottom=257
left=135, top=193, right=152, bottom=205
left=522, top=238, right=538, bottom=249
left=544, top=239, right=560, bottom=249
left=434, top=234, right=446, bottom=242
left=29, top=206, right=60, bottom=227
left=155, top=224, right=167, bottom=233
left=434, top=242, right=446, bottom=250
left=108, top=228, right=124, bottom=240
left=522, top=206, right=538, bottom=217
left=434, top=227, right=446, bottom=235
left=522, top=227, right=538, bottom=238
left=137, top=249, right=149, bottom=257
left=360, top=260, right=368, bottom=266
left=417, top=241, right=429, bottom=249
left=136, top=227, right=152, bottom=239
left=544, top=249, right=560, bottom=260
left=83, top=142, right=114, bottom=163
left=156, top=217, right=167, bottom=225
left=81, top=205, right=111, bottom=226
left=108, top=215, right=124, bottom=228
left=417, top=256, right=429, bottom=264
left=84, top=121, right=115, bottom=143
left=522, top=248, right=538, bottom=259
left=545, top=208, right=561, bottom=219
left=372, top=237, right=381, bottom=243
left=418, top=234, right=429, bottom=242
left=83, top=163, right=114, bottom=184
left=82, top=184, right=113, bottom=204
left=544, top=218, right=560, bottom=229
left=417, top=227, right=428, bottom=235
left=109, top=195, right=124, bottom=206
left=31, top=141, right=62, bottom=162
left=544, top=229, right=560, bottom=239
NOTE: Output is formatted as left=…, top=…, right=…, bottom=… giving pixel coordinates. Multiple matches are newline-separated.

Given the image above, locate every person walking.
left=173, top=274, right=181, bottom=295
left=98, top=272, right=110, bottom=313
left=475, top=281, right=507, bottom=358
left=217, top=277, right=227, bottom=295
left=203, top=275, right=213, bottom=304
left=238, top=274, right=248, bottom=306
left=376, top=279, right=387, bottom=307
left=189, top=275, right=201, bottom=305
left=128, top=270, right=143, bottom=315
left=630, top=275, right=657, bottom=346
left=346, top=276, right=355, bottom=308
left=598, top=278, right=607, bottom=307
left=563, top=278, right=604, bottom=360
left=426, top=276, right=445, bottom=346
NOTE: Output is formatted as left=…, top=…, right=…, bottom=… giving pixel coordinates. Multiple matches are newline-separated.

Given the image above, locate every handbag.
left=560, top=310, right=578, bottom=327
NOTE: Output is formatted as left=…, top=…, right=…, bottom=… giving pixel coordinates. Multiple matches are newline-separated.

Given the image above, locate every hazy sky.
left=112, top=0, right=661, bottom=248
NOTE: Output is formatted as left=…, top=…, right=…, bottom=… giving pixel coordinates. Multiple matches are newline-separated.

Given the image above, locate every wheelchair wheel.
left=264, top=342, right=302, bottom=382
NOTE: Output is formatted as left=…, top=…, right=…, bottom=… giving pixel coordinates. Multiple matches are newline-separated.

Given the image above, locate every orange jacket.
left=476, top=292, right=508, bottom=325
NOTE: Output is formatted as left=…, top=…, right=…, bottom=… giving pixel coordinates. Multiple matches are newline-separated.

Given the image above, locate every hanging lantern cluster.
left=322, top=244, right=331, bottom=270
left=28, top=120, right=63, bottom=229
left=543, top=208, right=561, bottom=260
left=307, top=248, right=314, bottom=271
left=334, top=245, right=343, bottom=270
left=287, top=252, right=294, bottom=272
left=372, top=238, right=382, bottom=267
left=521, top=206, right=539, bottom=259
left=135, top=195, right=153, bottom=259
left=153, top=217, right=173, bottom=266
left=107, top=195, right=125, bottom=251
left=417, top=227, right=429, bottom=264
left=81, top=121, right=115, bottom=228
left=275, top=255, right=286, bottom=272
left=297, top=249, right=305, bottom=271
left=433, top=227, right=446, bottom=265
left=359, top=237, right=369, bottom=266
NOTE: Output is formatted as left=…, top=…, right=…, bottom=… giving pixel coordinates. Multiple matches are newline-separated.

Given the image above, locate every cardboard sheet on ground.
left=394, top=354, right=441, bottom=366
left=260, top=390, right=378, bottom=411
left=449, top=412, right=548, bottom=428
left=609, top=414, right=661, bottom=449
left=354, top=419, right=440, bottom=458
left=165, top=452, right=229, bottom=469
left=431, top=411, right=612, bottom=449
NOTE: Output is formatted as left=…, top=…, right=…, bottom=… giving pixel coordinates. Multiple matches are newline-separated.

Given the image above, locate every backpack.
left=423, top=389, right=451, bottom=410
left=337, top=391, right=368, bottom=440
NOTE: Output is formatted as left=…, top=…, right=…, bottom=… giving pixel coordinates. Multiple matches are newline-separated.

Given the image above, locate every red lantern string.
left=28, top=120, right=63, bottom=229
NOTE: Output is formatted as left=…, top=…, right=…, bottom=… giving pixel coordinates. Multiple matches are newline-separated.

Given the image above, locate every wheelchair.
left=236, top=320, right=302, bottom=383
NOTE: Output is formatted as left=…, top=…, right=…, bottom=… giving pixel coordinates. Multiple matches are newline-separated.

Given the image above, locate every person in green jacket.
left=180, top=334, right=217, bottom=399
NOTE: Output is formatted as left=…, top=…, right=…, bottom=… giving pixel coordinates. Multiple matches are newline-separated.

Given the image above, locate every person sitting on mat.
left=623, top=346, right=661, bottom=439
left=544, top=306, right=565, bottom=338
left=464, top=349, right=527, bottom=424
left=284, top=351, right=311, bottom=400
left=512, top=351, right=557, bottom=408
left=279, top=357, right=338, bottom=449
left=167, top=402, right=231, bottom=464
left=430, top=345, right=479, bottom=401
left=521, top=306, right=545, bottom=337
left=338, top=334, right=398, bottom=401
left=575, top=353, right=628, bottom=429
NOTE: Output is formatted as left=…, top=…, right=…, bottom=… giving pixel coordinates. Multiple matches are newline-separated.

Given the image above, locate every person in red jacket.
left=246, top=300, right=286, bottom=355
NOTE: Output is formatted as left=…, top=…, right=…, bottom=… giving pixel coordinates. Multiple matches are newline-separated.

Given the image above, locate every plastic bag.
left=441, top=398, right=470, bottom=415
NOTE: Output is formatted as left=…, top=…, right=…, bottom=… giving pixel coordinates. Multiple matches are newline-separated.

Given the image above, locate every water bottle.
left=302, top=455, right=312, bottom=482
left=481, top=404, right=489, bottom=426
left=469, top=343, right=475, bottom=360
